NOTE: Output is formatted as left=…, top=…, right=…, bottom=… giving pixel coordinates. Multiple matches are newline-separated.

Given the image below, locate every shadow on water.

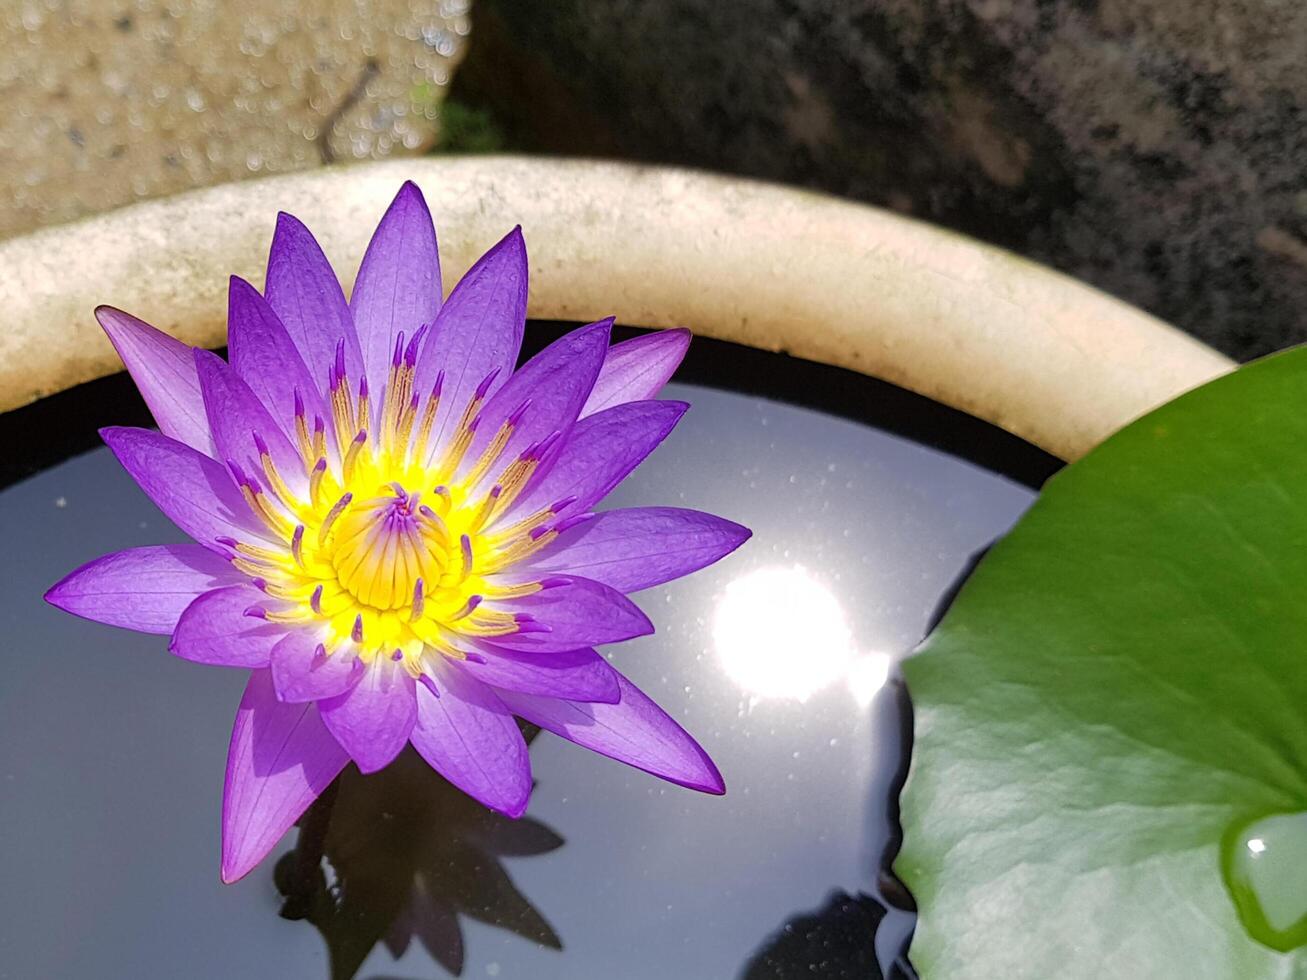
left=281, top=698, right=921, bottom=980
left=277, top=729, right=563, bottom=980
left=280, top=699, right=925, bottom=980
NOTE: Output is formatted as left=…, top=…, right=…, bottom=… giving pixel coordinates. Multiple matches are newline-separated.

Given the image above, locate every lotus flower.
left=46, top=182, right=749, bottom=883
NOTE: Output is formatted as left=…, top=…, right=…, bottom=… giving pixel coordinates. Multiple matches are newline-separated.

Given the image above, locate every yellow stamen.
left=395, top=396, right=420, bottom=463
left=485, top=580, right=544, bottom=599
left=458, top=610, right=521, bottom=637
left=260, top=451, right=300, bottom=513
left=489, top=503, right=559, bottom=545
left=232, top=556, right=273, bottom=579
left=414, top=391, right=440, bottom=460
left=466, top=487, right=502, bottom=535
left=318, top=493, right=353, bottom=546
left=241, top=485, right=293, bottom=537
left=308, top=458, right=328, bottom=507
left=383, top=365, right=415, bottom=453
left=357, top=386, right=371, bottom=438
left=234, top=540, right=291, bottom=563
left=331, top=383, right=356, bottom=451
left=484, top=529, right=558, bottom=572
left=493, top=457, right=540, bottom=516
left=462, top=421, right=515, bottom=488
left=342, top=431, right=367, bottom=482
left=436, top=395, right=484, bottom=475
left=312, top=422, right=327, bottom=463
left=295, top=413, right=315, bottom=465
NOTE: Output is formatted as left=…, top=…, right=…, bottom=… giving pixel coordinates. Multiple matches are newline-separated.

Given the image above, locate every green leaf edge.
left=897, top=346, right=1307, bottom=979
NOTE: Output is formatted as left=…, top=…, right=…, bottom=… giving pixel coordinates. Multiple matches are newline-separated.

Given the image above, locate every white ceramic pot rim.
left=0, top=156, right=1232, bottom=461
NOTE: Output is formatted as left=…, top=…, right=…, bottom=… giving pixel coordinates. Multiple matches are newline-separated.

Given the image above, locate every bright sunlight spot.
left=713, top=566, right=866, bottom=701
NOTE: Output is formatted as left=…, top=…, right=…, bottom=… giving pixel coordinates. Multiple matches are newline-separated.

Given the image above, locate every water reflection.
left=740, top=890, right=912, bottom=980
left=276, top=737, right=563, bottom=979
left=847, top=653, right=892, bottom=708
left=715, top=566, right=854, bottom=700
left=0, top=371, right=1039, bottom=977
left=714, top=566, right=892, bottom=705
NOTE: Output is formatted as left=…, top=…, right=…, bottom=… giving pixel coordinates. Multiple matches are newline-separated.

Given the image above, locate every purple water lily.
left=46, top=182, right=749, bottom=883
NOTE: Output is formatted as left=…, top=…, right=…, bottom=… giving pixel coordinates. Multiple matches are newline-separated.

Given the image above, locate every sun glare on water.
left=712, top=566, right=891, bottom=703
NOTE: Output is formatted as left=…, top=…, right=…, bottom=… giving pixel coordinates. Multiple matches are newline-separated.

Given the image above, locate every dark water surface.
left=0, top=340, right=1044, bottom=979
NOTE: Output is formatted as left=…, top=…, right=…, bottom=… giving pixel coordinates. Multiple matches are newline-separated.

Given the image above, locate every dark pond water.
left=0, top=333, right=1049, bottom=979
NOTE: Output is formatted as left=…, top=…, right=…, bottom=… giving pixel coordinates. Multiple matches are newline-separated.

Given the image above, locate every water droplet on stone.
left=1223, top=811, right=1307, bottom=952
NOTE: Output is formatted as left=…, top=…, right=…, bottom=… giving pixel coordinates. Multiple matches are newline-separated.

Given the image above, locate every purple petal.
left=497, top=669, right=724, bottom=794
left=413, top=227, right=526, bottom=455
left=95, top=306, right=214, bottom=454
left=489, top=576, right=654, bottom=654
left=226, top=276, right=327, bottom=435
left=455, top=645, right=620, bottom=704
left=44, top=544, right=240, bottom=634
left=580, top=328, right=690, bottom=418
left=410, top=663, right=532, bottom=817
left=264, top=211, right=364, bottom=393
left=194, top=349, right=306, bottom=495
left=221, top=669, right=350, bottom=882
left=458, top=318, right=613, bottom=489
left=270, top=630, right=363, bottom=703
left=524, top=507, right=750, bottom=593
left=100, top=427, right=270, bottom=549
left=350, top=181, right=441, bottom=408
left=501, top=399, right=688, bottom=525
left=319, top=659, right=417, bottom=773
left=170, top=585, right=288, bottom=667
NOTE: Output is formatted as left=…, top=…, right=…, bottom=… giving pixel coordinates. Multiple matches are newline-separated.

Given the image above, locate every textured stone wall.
left=1, top=0, right=469, bottom=239
left=461, top=0, right=1307, bottom=360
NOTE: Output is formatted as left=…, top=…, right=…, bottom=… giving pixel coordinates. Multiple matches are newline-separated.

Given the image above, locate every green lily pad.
left=898, top=348, right=1307, bottom=978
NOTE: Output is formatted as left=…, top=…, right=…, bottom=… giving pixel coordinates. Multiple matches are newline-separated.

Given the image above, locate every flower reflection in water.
left=714, top=566, right=891, bottom=703
left=741, top=889, right=912, bottom=980
left=277, top=729, right=561, bottom=980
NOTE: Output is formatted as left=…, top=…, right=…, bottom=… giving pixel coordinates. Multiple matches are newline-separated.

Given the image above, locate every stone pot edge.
left=0, top=156, right=1233, bottom=461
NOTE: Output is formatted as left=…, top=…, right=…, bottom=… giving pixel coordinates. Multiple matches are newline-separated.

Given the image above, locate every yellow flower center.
left=328, top=487, right=447, bottom=612
left=227, top=339, right=566, bottom=674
